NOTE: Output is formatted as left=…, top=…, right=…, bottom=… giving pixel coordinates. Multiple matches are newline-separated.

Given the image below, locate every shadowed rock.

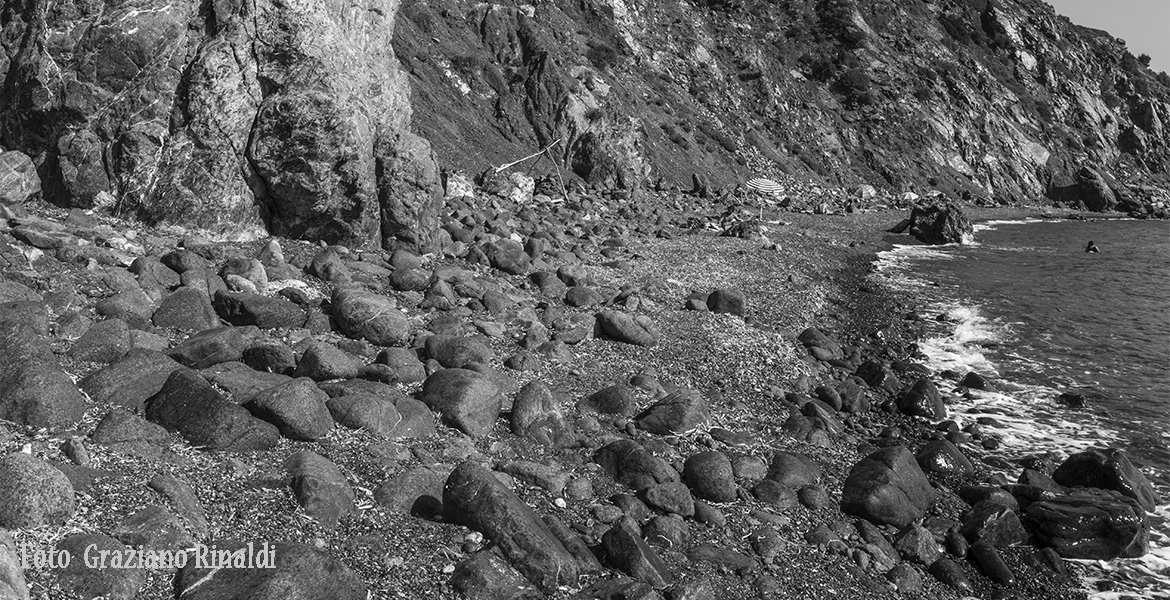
left=841, top=446, right=934, bottom=528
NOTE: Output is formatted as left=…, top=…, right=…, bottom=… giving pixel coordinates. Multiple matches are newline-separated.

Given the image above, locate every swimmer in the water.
left=1085, top=241, right=1100, bottom=253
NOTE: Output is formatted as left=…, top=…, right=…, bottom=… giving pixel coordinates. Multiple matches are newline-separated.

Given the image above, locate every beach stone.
left=686, top=545, right=756, bottom=573
left=581, top=384, right=636, bottom=416
left=374, top=347, right=427, bottom=383
left=565, top=286, right=604, bottom=308
left=928, top=558, right=974, bottom=594
left=145, top=369, right=280, bottom=452
left=612, top=494, right=652, bottom=522
left=203, top=361, right=293, bottom=402
left=0, top=281, right=40, bottom=304
left=242, top=339, right=297, bottom=374
left=327, top=394, right=402, bottom=437
left=294, top=343, right=362, bottom=381
left=451, top=546, right=542, bottom=600
left=1051, top=448, right=1160, bottom=512
left=95, top=289, right=155, bottom=327
left=897, top=379, right=946, bottom=419
left=595, top=439, right=680, bottom=491
left=855, top=360, right=902, bottom=394
left=444, top=461, right=579, bottom=593
left=69, top=317, right=132, bottom=363
left=748, top=526, right=786, bottom=560
left=752, top=480, right=799, bottom=508
left=219, top=258, right=269, bottom=294
left=245, top=378, right=333, bottom=441
left=511, top=381, right=574, bottom=447
left=636, top=388, right=709, bottom=434
left=375, top=465, right=447, bottom=518
left=970, top=540, right=1015, bottom=585
left=285, top=450, right=355, bottom=529
left=706, top=288, right=746, bottom=316
left=855, top=519, right=900, bottom=570
left=0, top=362, right=87, bottom=431
left=767, top=452, right=822, bottom=488
left=213, top=290, right=304, bottom=329
left=485, top=240, right=531, bottom=275
left=960, top=501, right=1028, bottom=547
left=497, top=461, right=569, bottom=495
left=90, top=408, right=172, bottom=458
left=425, top=335, right=494, bottom=368
left=596, top=310, right=659, bottom=346
left=56, top=533, right=145, bottom=600
left=684, top=451, right=737, bottom=503
left=0, top=529, right=29, bottom=600
left=147, top=475, right=209, bottom=538
left=0, top=453, right=76, bottom=528
left=389, top=267, right=431, bottom=292
left=886, top=563, right=923, bottom=595
left=958, top=485, right=1019, bottom=511
left=958, top=371, right=993, bottom=390
left=1024, top=489, right=1150, bottom=559
left=916, top=440, right=974, bottom=477
left=168, top=326, right=249, bottom=368
left=420, top=368, right=503, bottom=437
left=175, top=541, right=366, bottom=600
left=841, top=446, right=935, bottom=528
left=893, top=523, right=941, bottom=565
left=530, top=271, right=568, bottom=300
left=601, top=517, right=673, bottom=588
left=393, top=398, right=439, bottom=439
left=80, top=350, right=181, bottom=411
left=152, top=287, right=219, bottom=331
left=113, top=505, right=194, bottom=554
left=798, top=484, right=831, bottom=509
left=640, top=482, right=694, bottom=517
left=644, top=515, right=691, bottom=549
left=332, top=287, right=409, bottom=346
left=557, top=264, right=592, bottom=287
left=797, top=327, right=842, bottom=358
left=732, top=455, right=768, bottom=481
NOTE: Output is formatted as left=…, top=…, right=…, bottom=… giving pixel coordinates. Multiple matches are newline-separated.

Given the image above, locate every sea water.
left=874, top=217, right=1170, bottom=598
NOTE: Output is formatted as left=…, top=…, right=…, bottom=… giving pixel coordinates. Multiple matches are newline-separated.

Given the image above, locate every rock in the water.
left=684, top=451, right=737, bottom=503
left=636, top=388, right=709, bottom=434
left=245, top=378, right=334, bottom=441
left=285, top=450, right=355, bottom=529
left=596, top=310, right=659, bottom=347
left=145, top=369, right=280, bottom=451
left=420, top=368, right=503, bottom=437
left=841, top=446, right=935, bottom=528
left=443, top=461, right=580, bottom=593
left=601, top=517, right=673, bottom=589
left=175, top=541, right=367, bottom=600
left=332, top=287, right=410, bottom=346
left=595, top=439, right=680, bottom=492
left=906, top=202, right=973, bottom=245
left=0, top=453, right=76, bottom=528
left=897, top=379, right=946, bottom=419
left=1024, top=489, right=1150, bottom=559
left=1052, top=448, right=1160, bottom=513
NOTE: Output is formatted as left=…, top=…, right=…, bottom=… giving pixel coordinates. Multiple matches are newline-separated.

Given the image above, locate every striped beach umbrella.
left=746, top=178, right=783, bottom=196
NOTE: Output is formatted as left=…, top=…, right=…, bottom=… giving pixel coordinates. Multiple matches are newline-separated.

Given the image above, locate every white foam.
left=973, top=218, right=1050, bottom=233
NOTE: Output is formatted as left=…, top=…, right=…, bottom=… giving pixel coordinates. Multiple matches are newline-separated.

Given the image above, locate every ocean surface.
left=874, top=216, right=1170, bottom=599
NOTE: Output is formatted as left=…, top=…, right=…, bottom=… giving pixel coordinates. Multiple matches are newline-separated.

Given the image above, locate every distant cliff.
left=2, top=0, right=1168, bottom=246
left=397, top=0, right=1170, bottom=208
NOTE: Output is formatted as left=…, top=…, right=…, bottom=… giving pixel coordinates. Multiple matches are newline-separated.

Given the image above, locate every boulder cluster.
left=0, top=177, right=1157, bottom=600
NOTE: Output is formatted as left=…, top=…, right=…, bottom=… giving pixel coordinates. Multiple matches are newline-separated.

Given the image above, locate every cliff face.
left=397, top=0, right=1170, bottom=207
left=1, top=0, right=1167, bottom=244
left=0, top=0, right=440, bottom=248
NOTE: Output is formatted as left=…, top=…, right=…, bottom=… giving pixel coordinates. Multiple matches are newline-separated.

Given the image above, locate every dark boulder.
left=916, top=440, right=974, bottom=477
left=1024, top=489, right=1150, bottom=559
left=420, top=368, right=503, bottom=437
left=683, top=451, right=737, bottom=503
left=285, top=451, right=355, bottom=529
left=145, top=370, right=280, bottom=451
left=331, top=287, right=410, bottom=346
left=594, top=439, right=680, bottom=491
left=1051, top=448, right=1160, bottom=512
left=635, top=388, right=709, bottom=435
left=906, top=202, right=973, bottom=245
left=595, top=310, right=659, bottom=347
left=212, top=290, right=305, bottom=329
left=841, top=446, right=935, bottom=528
left=245, top=378, right=334, bottom=441
left=897, top=379, right=946, bottom=419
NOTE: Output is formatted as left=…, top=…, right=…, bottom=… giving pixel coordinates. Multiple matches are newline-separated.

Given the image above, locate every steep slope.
left=397, top=0, right=1170, bottom=208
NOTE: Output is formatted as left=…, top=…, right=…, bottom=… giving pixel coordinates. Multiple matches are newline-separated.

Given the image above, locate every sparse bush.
left=833, top=67, right=874, bottom=105
left=449, top=54, right=485, bottom=75
left=586, top=44, right=621, bottom=71
left=1138, top=54, right=1152, bottom=67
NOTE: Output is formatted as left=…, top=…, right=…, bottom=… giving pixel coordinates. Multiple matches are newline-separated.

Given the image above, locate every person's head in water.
left=1085, top=241, right=1100, bottom=253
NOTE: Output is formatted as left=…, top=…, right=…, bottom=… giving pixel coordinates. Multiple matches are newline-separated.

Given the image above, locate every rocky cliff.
left=397, top=0, right=1170, bottom=207
left=0, top=0, right=440, bottom=248
left=2, top=0, right=1169, bottom=246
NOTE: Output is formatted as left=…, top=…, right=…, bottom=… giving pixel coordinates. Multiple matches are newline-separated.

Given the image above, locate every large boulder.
left=0, top=453, right=76, bottom=529
left=419, top=368, right=504, bottom=437
left=1051, top=448, right=1160, bottom=513
left=1024, top=489, right=1150, bottom=559
left=841, top=446, right=935, bottom=528
left=635, top=388, right=710, bottom=435
left=0, top=0, right=439, bottom=248
left=0, top=150, right=41, bottom=203
left=284, top=451, right=355, bottom=529
left=905, top=202, right=973, bottom=245
left=897, top=379, right=946, bottom=419
left=443, top=461, right=580, bottom=594
left=145, top=370, right=280, bottom=451
left=331, top=287, right=410, bottom=346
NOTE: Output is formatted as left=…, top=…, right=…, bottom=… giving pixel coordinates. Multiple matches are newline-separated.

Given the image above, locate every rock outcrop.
left=0, top=0, right=439, bottom=249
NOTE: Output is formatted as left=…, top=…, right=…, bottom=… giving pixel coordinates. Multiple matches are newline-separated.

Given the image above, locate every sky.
left=1046, top=0, right=1170, bottom=74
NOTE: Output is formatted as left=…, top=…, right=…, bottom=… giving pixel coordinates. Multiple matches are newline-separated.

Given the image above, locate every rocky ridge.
left=0, top=177, right=1160, bottom=599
